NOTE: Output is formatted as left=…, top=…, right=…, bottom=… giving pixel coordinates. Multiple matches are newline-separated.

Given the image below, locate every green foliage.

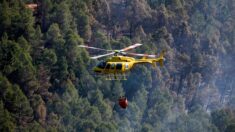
left=225, top=123, right=235, bottom=132
left=61, top=79, right=78, bottom=103
left=211, top=109, right=234, bottom=131
left=0, top=34, right=37, bottom=93
left=0, top=0, right=35, bottom=39
left=46, top=23, right=65, bottom=55
left=42, top=49, right=57, bottom=67
left=0, top=75, right=33, bottom=125
left=95, top=122, right=117, bottom=132
left=17, top=36, right=31, bottom=52
left=0, top=0, right=234, bottom=131
left=64, top=30, right=83, bottom=65
left=76, top=120, right=96, bottom=131
left=0, top=100, right=15, bottom=132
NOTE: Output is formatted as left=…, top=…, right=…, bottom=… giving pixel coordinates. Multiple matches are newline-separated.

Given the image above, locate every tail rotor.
left=158, top=50, right=165, bottom=67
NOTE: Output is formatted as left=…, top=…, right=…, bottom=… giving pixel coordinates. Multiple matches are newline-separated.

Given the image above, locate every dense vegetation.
left=0, top=0, right=235, bottom=131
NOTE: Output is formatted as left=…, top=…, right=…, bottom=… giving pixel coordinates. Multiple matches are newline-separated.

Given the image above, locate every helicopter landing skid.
left=94, top=73, right=127, bottom=80
left=105, top=74, right=127, bottom=80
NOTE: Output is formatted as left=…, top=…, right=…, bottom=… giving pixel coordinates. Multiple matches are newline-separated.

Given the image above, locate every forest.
left=0, top=0, right=235, bottom=131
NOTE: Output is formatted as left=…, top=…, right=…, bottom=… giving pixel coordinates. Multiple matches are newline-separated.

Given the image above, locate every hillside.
left=0, top=0, right=235, bottom=131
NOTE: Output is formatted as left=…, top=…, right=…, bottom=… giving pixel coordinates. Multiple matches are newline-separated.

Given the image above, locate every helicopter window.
left=111, top=63, right=115, bottom=69
left=97, top=61, right=107, bottom=69
left=106, top=63, right=111, bottom=69
left=116, top=63, right=122, bottom=70
left=125, top=63, right=129, bottom=69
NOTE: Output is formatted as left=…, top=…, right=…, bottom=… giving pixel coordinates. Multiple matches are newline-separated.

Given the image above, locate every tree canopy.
left=0, top=0, right=234, bottom=131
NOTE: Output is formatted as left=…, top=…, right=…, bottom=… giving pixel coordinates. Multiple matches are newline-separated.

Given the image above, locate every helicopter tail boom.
left=134, top=50, right=165, bottom=67
left=148, top=50, right=165, bottom=67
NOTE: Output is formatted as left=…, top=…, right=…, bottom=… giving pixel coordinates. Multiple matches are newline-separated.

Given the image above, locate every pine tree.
left=0, top=100, right=15, bottom=132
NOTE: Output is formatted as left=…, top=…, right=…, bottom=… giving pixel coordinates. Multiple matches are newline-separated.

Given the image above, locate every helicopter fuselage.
left=93, top=55, right=164, bottom=74
left=78, top=43, right=165, bottom=80
left=93, top=56, right=135, bottom=74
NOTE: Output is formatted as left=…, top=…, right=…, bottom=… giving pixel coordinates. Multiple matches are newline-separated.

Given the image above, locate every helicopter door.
left=125, top=63, right=129, bottom=70
left=105, top=63, right=111, bottom=69
left=116, top=63, right=122, bottom=72
left=109, top=63, right=115, bottom=73
left=104, top=63, right=111, bottom=73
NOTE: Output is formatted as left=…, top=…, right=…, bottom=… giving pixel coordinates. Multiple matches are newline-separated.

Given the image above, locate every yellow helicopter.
left=78, top=43, right=165, bottom=80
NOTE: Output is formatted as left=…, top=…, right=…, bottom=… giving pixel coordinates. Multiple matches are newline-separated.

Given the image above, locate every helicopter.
left=78, top=43, right=165, bottom=80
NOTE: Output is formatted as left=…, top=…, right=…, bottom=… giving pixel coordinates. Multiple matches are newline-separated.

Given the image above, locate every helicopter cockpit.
left=97, top=61, right=107, bottom=69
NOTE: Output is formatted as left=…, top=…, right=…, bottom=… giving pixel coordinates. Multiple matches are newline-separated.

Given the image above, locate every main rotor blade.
left=124, top=52, right=157, bottom=58
left=120, top=43, right=142, bottom=52
left=90, top=52, right=115, bottom=59
left=78, top=45, right=112, bottom=52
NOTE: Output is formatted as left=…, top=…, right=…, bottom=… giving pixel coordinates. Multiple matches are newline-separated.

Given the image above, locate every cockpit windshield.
left=97, top=61, right=107, bottom=69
